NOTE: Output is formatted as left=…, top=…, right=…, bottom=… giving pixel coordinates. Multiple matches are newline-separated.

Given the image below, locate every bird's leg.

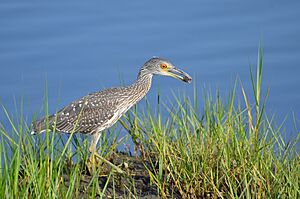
left=88, top=132, right=102, bottom=171
left=89, top=132, right=102, bottom=155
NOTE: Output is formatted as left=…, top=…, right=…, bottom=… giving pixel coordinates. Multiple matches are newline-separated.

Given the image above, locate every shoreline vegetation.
left=1, top=48, right=299, bottom=198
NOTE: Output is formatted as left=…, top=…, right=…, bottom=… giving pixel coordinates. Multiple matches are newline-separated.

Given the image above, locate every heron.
left=31, top=57, right=192, bottom=154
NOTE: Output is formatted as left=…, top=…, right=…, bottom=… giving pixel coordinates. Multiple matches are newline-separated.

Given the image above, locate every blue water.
left=0, top=1, right=299, bottom=148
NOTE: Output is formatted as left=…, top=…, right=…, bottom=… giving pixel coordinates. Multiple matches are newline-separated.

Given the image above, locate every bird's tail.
left=31, top=115, right=55, bottom=135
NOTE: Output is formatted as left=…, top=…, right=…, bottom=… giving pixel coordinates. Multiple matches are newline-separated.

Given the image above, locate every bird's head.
left=139, top=57, right=192, bottom=83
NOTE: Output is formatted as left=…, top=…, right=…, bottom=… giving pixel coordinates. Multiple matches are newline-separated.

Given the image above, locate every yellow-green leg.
left=87, top=132, right=102, bottom=173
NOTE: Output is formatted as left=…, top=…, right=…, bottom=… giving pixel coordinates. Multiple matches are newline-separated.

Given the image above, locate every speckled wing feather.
left=34, top=87, right=130, bottom=134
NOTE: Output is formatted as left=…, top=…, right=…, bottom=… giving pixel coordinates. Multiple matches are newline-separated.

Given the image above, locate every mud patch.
left=62, top=152, right=180, bottom=198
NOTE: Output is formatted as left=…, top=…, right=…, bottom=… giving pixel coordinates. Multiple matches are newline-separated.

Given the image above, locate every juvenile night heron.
left=32, top=57, right=192, bottom=153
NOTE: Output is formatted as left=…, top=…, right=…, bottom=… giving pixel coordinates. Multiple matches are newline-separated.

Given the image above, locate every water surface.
left=0, top=1, right=299, bottom=146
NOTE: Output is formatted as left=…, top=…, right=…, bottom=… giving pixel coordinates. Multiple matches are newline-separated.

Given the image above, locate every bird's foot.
left=86, top=152, right=102, bottom=175
left=86, top=152, right=125, bottom=176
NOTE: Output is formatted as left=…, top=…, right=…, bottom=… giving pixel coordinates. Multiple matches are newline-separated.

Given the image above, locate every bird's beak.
left=166, top=67, right=192, bottom=83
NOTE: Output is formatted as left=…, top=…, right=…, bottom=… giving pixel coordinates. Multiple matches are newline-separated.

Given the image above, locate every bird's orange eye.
left=160, top=63, right=168, bottom=69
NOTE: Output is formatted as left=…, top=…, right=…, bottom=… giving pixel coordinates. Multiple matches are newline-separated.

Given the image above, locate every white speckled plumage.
left=32, top=57, right=192, bottom=153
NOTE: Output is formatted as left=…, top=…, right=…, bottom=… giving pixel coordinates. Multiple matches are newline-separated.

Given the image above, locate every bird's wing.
left=54, top=87, right=127, bottom=134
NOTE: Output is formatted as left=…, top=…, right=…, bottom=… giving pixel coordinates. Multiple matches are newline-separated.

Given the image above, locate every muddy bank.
left=62, top=152, right=180, bottom=198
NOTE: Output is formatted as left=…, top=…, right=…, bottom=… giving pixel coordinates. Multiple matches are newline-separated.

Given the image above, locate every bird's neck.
left=128, top=73, right=153, bottom=102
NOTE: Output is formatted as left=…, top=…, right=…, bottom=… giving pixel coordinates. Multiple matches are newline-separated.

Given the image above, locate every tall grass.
left=0, top=48, right=299, bottom=198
